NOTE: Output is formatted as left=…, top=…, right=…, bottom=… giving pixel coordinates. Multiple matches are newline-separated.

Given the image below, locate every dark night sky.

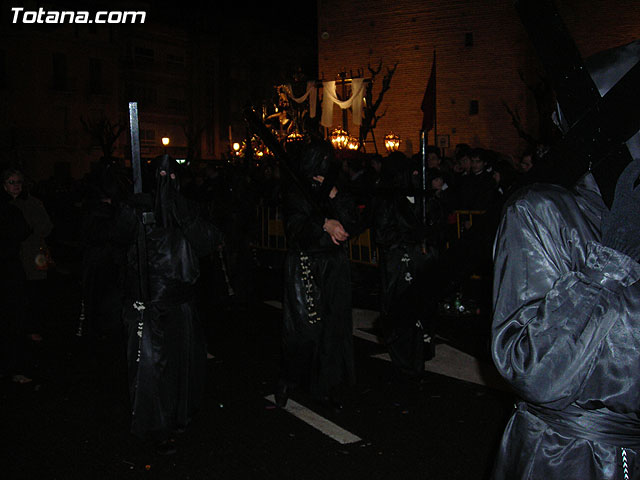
left=146, top=0, right=317, bottom=37
left=8, top=0, right=320, bottom=77
left=7, top=1, right=318, bottom=37
left=129, top=0, right=319, bottom=77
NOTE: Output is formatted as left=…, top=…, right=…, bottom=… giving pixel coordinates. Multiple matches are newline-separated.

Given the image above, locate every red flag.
left=421, top=50, right=436, bottom=132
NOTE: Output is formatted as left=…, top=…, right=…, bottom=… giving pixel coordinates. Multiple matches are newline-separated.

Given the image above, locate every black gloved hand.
left=601, top=159, right=640, bottom=261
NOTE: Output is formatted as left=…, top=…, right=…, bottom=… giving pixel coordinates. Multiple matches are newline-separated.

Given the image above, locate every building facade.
left=0, top=0, right=221, bottom=181
left=0, top=0, right=317, bottom=181
left=317, top=0, right=640, bottom=158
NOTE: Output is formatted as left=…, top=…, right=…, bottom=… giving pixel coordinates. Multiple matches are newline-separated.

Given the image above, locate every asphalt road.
left=4, top=254, right=514, bottom=480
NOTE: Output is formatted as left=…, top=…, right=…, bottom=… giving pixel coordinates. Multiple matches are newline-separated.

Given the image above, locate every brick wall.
left=317, top=0, right=640, bottom=159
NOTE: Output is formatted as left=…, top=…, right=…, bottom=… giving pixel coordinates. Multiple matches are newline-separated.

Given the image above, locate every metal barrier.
left=454, top=210, right=487, bottom=239
left=256, top=205, right=287, bottom=251
left=349, top=229, right=378, bottom=265
left=254, top=206, right=486, bottom=265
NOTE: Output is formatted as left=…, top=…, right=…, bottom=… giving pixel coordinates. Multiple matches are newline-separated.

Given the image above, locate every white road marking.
left=351, top=308, right=379, bottom=329
left=263, top=300, right=283, bottom=310
left=371, top=344, right=510, bottom=392
left=265, top=395, right=362, bottom=444
left=262, top=300, right=510, bottom=392
left=264, top=301, right=381, bottom=342
left=353, top=328, right=382, bottom=344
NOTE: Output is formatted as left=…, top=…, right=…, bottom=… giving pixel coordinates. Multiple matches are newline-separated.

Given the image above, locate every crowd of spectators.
left=0, top=141, right=545, bottom=362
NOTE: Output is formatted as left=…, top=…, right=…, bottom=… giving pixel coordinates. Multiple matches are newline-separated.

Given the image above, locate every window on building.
left=167, top=97, right=186, bottom=112
left=89, top=58, right=102, bottom=94
left=0, top=50, right=6, bottom=88
left=465, top=32, right=474, bottom=47
left=126, top=83, right=156, bottom=108
left=54, top=162, right=71, bottom=179
left=132, top=85, right=157, bottom=108
left=54, top=106, right=69, bottom=143
left=134, top=46, right=155, bottom=64
left=52, top=53, right=67, bottom=90
left=469, top=100, right=479, bottom=115
left=167, top=53, right=185, bottom=68
left=140, top=129, right=156, bottom=145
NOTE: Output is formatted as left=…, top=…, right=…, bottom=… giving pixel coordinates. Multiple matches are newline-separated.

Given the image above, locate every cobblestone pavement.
left=4, top=256, right=514, bottom=480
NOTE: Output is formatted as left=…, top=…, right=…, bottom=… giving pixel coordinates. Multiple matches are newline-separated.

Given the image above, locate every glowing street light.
left=329, top=127, right=349, bottom=150
left=347, top=136, right=360, bottom=150
left=384, top=132, right=401, bottom=153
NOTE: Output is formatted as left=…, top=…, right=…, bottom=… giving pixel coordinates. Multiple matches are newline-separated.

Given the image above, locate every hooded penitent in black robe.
left=491, top=38, right=640, bottom=480
left=490, top=174, right=640, bottom=479
left=115, top=156, right=224, bottom=442
left=279, top=140, right=364, bottom=401
left=372, top=154, right=438, bottom=379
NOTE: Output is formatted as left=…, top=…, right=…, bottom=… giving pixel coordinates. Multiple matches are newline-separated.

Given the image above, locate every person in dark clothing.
left=490, top=39, right=640, bottom=479
left=77, top=163, right=128, bottom=339
left=425, top=167, right=455, bottom=251
left=113, top=155, right=224, bottom=455
left=362, top=154, right=383, bottom=190
left=5, top=168, right=54, bottom=343
left=275, top=139, right=364, bottom=410
left=188, top=164, right=234, bottom=355
left=449, top=144, right=472, bottom=202
left=457, top=148, right=496, bottom=211
left=371, top=154, right=439, bottom=381
left=439, top=147, right=501, bottom=302
left=0, top=172, right=33, bottom=383
left=340, top=150, right=371, bottom=209
left=218, top=163, right=260, bottom=308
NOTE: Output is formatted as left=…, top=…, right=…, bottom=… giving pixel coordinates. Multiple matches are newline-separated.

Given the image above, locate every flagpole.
left=419, top=132, right=426, bottom=229
left=433, top=49, right=437, bottom=149
left=419, top=48, right=436, bottom=242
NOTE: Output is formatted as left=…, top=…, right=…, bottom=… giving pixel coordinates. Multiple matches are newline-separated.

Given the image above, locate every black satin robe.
left=373, top=192, right=438, bottom=378
left=490, top=174, right=640, bottom=479
left=116, top=200, right=224, bottom=441
left=280, top=182, right=363, bottom=399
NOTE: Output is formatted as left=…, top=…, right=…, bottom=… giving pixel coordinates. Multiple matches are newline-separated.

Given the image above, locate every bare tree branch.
left=359, top=61, right=398, bottom=153
left=183, top=121, right=205, bottom=162
left=502, top=100, right=538, bottom=146
left=81, top=115, right=125, bottom=159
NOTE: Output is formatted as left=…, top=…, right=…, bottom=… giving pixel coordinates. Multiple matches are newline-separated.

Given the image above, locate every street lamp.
left=384, top=132, right=400, bottom=153
left=286, top=132, right=304, bottom=144
left=347, top=136, right=360, bottom=150
left=162, top=137, right=170, bottom=147
left=329, top=127, right=349, bottom=150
